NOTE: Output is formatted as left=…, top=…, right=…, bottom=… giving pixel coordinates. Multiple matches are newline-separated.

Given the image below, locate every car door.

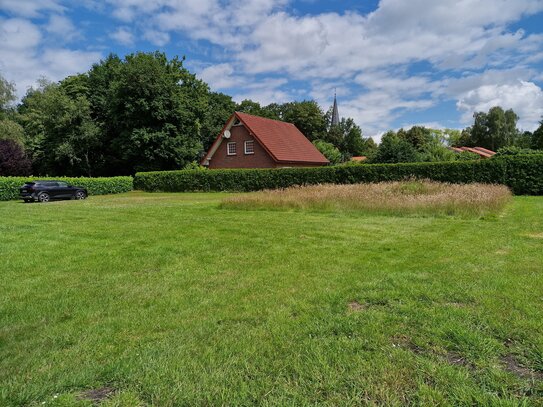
left=55, top=182, right=72, bottom=198
left=44, top=182, right=61, bottom=198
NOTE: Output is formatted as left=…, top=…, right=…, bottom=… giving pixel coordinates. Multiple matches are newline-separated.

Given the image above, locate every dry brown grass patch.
left=220, top=180, right=512, bottom=217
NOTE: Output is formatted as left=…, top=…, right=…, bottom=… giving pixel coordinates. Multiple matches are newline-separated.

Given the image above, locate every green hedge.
left=0, top=176, right=133, bottom=201
left=134, top=155, right=543, bottom=195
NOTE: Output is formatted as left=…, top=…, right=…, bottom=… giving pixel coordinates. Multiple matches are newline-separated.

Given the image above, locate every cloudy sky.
left=1, top=0, right=542, bottom=139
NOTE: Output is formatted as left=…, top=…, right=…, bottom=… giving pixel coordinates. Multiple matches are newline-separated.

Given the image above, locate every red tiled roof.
left=351, top=156, right=367, bottom=161
left=234, top=112, right=329, bottom=164
left=448, top=146, right=496, bottom=158
left=471, top=147, right=496, bottom=156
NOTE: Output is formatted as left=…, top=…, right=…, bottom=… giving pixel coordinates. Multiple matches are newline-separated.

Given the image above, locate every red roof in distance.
left=234, top=112, right=329, bottom=164
left=449, top=146, right=496, bottom=158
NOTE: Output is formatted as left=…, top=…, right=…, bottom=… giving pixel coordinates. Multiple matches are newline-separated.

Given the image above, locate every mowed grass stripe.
left=0, top=192, right=542, bottom=406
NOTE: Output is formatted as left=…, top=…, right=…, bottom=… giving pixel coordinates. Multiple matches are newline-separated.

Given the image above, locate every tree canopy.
left=1, top=55, right=540, bottom=176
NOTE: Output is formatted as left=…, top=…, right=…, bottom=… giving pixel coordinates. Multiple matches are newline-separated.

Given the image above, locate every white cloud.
left=46, top=14, right=80, bottom=42
left=2, top=0, right=543, bottom=135
left=198, top=63, right=244, bottom=90
left=143, top=29, right=170, bottom=46
left=457, top=81, right=543, bottom=131
left=0, top=18, right=42, bottom=50
left=98, top=0, right=543, bottom=135
left=0, top=17, right=100, bottom=97
left=109, top=26, right=134, bottom=46
left=0, top=0, right=64, bottom=17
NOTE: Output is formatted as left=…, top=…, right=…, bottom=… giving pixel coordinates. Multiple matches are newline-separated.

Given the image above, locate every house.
left=449, top=146, right=496, bottom=158
left=201, top=112, right=329, bottom=169
left=351, top=156, right=367, bottom=162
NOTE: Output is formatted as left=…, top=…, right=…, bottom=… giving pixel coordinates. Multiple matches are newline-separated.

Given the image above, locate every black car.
left=19, top=181, right=88, bottom=203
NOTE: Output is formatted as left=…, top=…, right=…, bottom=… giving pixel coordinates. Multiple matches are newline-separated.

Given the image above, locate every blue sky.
left=1, top=0, right=542, bottom=140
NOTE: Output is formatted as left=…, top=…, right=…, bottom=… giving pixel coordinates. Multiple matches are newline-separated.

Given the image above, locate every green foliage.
left=134, top=155, right=543, bottom=195
left=456, top=151, right=481, bottom=161
left=468, top=106, right=520, bottom=150
left=200, top=92, right=237, bottom=151
left=0, top=74, right=16, bottom=116
left=0, top=119, right=25, bottom=144
left=18, top=79, right=101, bottom=176
left=18, top=52, right=209, bottom=176
left=183, top=161, right=208, bottom=171
left=0, top=176, right=133, bottom=201
left=236, top=100, right=279, bottom=119
left=312, top=140, right=342, bottom=164
left=281, top=101, right=327, bottom=141
left=371, top=131, right=419, bottom=163
left=398, top=126, right=433, bottom=150
left=494, top=146, right=543, bottom=156
left=89, top=52, right=207, bottom=174
left=532, top=120, right=543, bottom=150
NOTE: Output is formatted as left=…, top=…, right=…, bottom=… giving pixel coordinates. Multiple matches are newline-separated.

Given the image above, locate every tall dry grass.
left=220, top=180, right=512, bottom=217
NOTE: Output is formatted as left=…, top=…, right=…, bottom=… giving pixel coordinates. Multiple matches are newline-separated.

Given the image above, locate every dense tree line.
left=0, top=52, right=374, bottom=176
left=0, top=51, right=542, bottom=175
left=368, top=107, right=543, bottom=164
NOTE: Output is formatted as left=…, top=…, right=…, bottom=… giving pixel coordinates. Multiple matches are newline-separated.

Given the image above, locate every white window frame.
left=227, top=142, right=237, bottom=156
left=244, top=140, right=255, bottom=155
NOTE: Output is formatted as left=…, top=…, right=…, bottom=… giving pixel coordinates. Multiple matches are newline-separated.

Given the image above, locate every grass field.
left=1, top=192, right=542, bottom=406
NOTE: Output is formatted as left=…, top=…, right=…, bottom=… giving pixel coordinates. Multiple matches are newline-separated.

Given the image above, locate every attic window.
left=232, top=119, right=242, bottom=126
left=244, top=140, right=254, bottom=155
left=227, top=142, right=237, bottom=156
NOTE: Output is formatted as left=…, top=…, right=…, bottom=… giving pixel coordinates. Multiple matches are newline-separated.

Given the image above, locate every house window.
left=227, top=142, right=237, bottom=155
left=244, top=140, right=255, bottom=155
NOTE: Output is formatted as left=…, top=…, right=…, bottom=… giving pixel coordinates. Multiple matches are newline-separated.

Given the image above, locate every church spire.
left=331, top=90, right=340, bottom=127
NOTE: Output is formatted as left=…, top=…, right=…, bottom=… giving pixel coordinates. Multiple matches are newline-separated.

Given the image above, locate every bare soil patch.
left=347, top=301, right=366, bottom=312
left=78, top=387, right=116, bottom=403
left=502, top=355, right=543, bottom=380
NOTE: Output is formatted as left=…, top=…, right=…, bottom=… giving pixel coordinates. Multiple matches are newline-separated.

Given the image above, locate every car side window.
left=57, top=182, right=68, bottom=188
left=46, top=182, right=58, bottom=187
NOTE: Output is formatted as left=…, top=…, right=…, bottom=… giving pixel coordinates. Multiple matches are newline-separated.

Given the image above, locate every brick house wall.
left=208, top=124, right=276, bottom=169
left=208, top=124, right=323, bottom=169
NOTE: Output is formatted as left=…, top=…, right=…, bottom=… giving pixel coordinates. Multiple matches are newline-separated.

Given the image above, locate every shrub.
left=134, top=155, right=543, bottom=196
left=0, top=176, right=133, bottom=201
left=0, top=139, right=32, bottom=176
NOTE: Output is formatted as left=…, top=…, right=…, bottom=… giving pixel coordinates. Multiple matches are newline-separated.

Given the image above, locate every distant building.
left=351, top=156, right=367, bottom=162
left=449, top=146, right=496, bottom=158
left=331, top=92, right=340, bottom=127
left=200, top=112, right=329, bottom=169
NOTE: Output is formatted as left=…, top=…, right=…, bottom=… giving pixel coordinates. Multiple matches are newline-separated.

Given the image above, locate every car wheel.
left=38, top=192, right=50, bottom=203
left=75, top=191, right=87, bottom=200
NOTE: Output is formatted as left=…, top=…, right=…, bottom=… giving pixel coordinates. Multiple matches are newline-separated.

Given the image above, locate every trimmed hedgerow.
left=0, top=176, right=133, bottom=201
left=134, top=155, right=543, bottom=195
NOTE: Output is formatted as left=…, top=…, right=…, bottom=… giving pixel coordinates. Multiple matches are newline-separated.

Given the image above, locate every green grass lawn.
left=1, top=192, right=542, bottom=406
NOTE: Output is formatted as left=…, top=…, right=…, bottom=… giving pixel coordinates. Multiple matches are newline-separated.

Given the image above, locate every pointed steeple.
left=331, top=90, right=340, bottom=127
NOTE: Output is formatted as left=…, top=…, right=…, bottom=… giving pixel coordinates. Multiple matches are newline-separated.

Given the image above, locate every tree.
left=469, top=106, right=520, bottom=150
left=532, top=120, right=543, bottom=150
left=237, top=100, right=279, bottom=119
left=0, top=139, right=32, bottom=175
left=312, top=140, right=342, bottom=164
left=83, top=52, right=208, bottom=174
left=18, top=80, right=101, bottom=176
left=200, top=92, right=237, bottom=151
left=398, top=126, right=433, bottom=150
left=371, top=131, right=419, bottom=163
left=0, top=74, right=16, bottom=119
left=281, top=101, right=327, bottom=142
